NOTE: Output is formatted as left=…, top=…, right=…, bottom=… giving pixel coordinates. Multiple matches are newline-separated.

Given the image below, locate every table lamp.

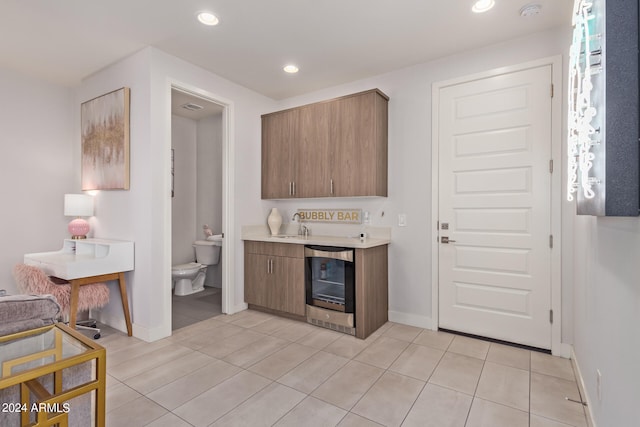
left=64, top=194, right=94, bottom=239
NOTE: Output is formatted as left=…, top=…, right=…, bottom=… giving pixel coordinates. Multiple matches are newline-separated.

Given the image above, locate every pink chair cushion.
left=12, top=264, right=109, bottom=314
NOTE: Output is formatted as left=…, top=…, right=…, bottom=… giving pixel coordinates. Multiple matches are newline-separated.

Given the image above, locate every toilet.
left=172, top=235, right=222, bottom=296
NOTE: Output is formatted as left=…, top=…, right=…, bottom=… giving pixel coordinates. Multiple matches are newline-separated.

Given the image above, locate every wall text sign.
left=297, top=209, right=362, bottom=224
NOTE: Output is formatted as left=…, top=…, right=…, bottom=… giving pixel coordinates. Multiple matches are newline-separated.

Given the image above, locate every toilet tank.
left=193, top=235, right=222, bottom=265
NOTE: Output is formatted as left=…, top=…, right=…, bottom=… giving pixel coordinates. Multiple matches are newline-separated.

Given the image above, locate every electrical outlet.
left=596, top=369, right=602, bottom=401
left=398, top=214, right=407, bottom=227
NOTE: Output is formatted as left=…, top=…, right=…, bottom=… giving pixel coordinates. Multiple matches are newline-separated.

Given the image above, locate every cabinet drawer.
left=244, top=241, right=303, bottom=258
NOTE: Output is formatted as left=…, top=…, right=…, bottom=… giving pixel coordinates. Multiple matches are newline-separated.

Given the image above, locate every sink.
left=271, top=235, right=299, bottom=239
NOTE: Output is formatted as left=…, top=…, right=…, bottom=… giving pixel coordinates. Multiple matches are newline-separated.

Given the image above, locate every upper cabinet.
left=261, top=89, right=388, bottom=199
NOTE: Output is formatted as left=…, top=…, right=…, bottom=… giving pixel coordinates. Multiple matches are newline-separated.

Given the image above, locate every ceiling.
left=0, top=0, right=572, bottom=100
left=172, top=89, right=224, bottom=120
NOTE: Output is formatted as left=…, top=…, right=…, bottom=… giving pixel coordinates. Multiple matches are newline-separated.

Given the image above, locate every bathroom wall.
left=171, top=114, right=197, bottom=265
left=171, top=112, right=223, bottom=287
left=197, top=113, right=223, bottom=287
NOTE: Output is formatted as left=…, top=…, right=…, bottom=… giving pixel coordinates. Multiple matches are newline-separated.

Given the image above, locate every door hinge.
left=549, top=159, right=554, bottom=173
left=550, top=309, right=554, bottom=324
left=551, top=84, right=554, bottom=98
left=549, top=235, right=554, bottom=248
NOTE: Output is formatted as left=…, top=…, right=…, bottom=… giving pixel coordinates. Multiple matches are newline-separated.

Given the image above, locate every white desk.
left=24, top=239, right=134, bottom=336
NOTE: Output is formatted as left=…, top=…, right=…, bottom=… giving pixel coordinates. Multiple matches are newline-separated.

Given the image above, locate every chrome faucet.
left=291, top=212, right=308, bottom=236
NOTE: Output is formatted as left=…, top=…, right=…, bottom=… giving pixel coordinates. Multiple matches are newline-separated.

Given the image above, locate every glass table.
left=0, top=323, right=106, bottom=427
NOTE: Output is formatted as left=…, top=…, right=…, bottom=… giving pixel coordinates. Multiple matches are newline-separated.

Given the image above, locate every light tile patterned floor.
left=103, top=310, right=591, bottom=427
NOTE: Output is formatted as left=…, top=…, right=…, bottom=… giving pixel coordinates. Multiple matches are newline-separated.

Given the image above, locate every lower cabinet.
left=244, top=242, right=305, bottom=317
left=244, top=240, right=389, bottom=338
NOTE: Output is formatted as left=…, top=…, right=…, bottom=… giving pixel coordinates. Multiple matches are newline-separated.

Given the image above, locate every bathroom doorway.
left=170, top=87, right=225, bottom=330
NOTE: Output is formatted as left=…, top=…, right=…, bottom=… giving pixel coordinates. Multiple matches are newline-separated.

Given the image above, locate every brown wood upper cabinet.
left=261, top=89, right=388, bottom=199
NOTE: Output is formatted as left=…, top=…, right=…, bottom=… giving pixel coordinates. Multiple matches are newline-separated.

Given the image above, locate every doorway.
left=431, top=57, right=563, bottom=352
left=170, top=86, right=227, bottom=330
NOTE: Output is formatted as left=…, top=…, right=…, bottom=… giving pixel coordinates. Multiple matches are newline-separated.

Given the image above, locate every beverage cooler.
left=305, top=245, right=355, bottom=334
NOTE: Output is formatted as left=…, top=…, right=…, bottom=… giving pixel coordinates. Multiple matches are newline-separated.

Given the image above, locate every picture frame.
left=81, top=87, right=131, bottom=190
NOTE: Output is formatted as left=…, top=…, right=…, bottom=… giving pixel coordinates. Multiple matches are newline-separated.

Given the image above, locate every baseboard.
left=388, top=311, right=433, bottom=330
left=226, top=302, right=248, bottom=315
left=571, top=346, right=597, bottom=427
left=553, top=342, right=572, bottom=359
left=95, top=311, right=170, bottom=342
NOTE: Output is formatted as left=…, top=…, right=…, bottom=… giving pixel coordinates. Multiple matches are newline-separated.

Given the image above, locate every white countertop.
left=242, top=226, right=390, bottom=249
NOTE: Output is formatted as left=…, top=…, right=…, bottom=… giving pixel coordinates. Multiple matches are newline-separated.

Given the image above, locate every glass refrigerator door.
left=311, top=257, right=346, bottom=309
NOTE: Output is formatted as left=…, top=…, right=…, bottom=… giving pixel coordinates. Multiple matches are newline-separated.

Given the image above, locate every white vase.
left=267, top=208, right=282, bottom=235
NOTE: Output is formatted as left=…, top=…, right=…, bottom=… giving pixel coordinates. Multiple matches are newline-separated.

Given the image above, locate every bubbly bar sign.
left=297, top=209, right=362, bottom=224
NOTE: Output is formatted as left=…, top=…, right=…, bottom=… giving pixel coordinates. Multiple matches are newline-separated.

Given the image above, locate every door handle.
left=441, top=236, right=457, bottom=244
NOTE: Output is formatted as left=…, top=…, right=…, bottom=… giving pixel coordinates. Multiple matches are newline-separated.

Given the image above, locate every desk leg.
left=118, top=272, right=133, bottom=336
left=69, top=282, right=80, bottom=330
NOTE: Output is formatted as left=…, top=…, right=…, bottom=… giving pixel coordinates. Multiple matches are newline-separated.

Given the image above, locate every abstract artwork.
left=81, top=87, right=130, bottom=190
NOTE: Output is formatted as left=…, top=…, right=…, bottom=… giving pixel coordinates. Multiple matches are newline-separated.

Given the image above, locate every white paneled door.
left=437, top=65, right=553, bottom=349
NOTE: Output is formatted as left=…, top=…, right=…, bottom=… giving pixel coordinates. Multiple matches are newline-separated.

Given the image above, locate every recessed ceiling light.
left=197, top=12, right=219, bottom=26
left=472, top=0, right=495, bottom=13
left=520, top=3, right=542, bottom=17
left=283, top=65, right=299, bottom=74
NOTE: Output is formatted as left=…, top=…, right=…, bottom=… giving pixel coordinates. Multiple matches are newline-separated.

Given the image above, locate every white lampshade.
left=64, top=194, right=94, bottom=217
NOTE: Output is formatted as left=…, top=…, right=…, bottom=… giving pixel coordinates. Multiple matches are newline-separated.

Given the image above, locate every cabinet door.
left=281, top=256, right=306, bottom=316
left=244, top=253, right=270, bottom=307
left=262, top=109, right=298, bottom=199
left=330, top=91, right=388, bottom=197
left=296, top=102, right=331, bottom=198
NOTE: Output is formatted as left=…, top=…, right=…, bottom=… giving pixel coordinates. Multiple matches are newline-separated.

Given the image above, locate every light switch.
left=398, top=214, right=407, bottom=227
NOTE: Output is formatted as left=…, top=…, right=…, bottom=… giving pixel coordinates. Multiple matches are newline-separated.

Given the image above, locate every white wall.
left=171, top=115, right=197, bottom=264
left=572, top=216, right=640, bottom=426
left=76, top=48, right=157, bottom=338
left=76, top=47, right=274, bottom=340
left=197, top=113, right=223, bottom=287
left=270, top=28, right=572, bottom=331
left=0, top=68, right=75, bottom=294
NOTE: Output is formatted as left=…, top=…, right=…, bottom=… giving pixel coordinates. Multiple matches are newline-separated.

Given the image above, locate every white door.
left=437, top=65, right=553, bottom=349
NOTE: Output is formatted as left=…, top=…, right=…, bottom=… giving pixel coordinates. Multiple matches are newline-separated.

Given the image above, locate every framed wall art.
left=81, top=87, right=131, bottom=190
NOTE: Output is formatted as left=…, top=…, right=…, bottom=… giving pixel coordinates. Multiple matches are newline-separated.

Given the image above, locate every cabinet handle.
left=267, top=259, right=270, bottom=274
left=330, top=179, right=334, bottom=195
left=289, top=182, right=292, bottom=196
left=292, top=181, right=296, bottom=196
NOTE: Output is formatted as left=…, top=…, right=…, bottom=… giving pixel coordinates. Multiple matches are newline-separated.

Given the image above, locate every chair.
left=12, top=264, right=110, bottom=339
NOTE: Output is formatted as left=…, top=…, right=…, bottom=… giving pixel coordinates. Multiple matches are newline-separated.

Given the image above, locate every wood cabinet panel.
left=244, top=253, right=269, bottom=307
left=245, top=241, right=303, bottom=258
left=261, top=89, right=388, bottom=199
left=330, top=91, right=388, bottom=197
left=297, top=102, right=331, bottom=197
left=281, top=256, right=306, bottom=316
left=355, top=245, right=389, bottom=339
left=244, top=242, right=305, bottom=316
left=262, top=109, right=298, bottom=199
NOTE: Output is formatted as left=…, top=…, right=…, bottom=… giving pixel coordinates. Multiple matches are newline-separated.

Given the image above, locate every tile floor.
left=171, top=286, right=222, bottom=330
left=103, top=310, right=592, bottom=427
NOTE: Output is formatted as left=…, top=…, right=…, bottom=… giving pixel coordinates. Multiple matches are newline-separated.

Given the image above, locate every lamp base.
left=68, top=218, right=90, bottom=240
